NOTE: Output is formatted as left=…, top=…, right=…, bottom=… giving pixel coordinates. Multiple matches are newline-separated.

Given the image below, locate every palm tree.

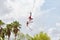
left=0, top=20, right=4, bottom=34
left=6, top=24, right=12, bottom=40
left=0, top=20, right=4, bottom=28
left=11, top=21, right=21, bottom=40
left=0, top=20, right=5, bottom=40
left=1, top=28, right=7, bottom=40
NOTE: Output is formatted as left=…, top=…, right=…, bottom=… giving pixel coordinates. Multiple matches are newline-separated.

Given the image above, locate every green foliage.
left=0, top=28, right=7, bottom=40
left=0, top=20, right=51, bottom=40
left=17, top=32, right=33, bottom=40
left=26, top=34, right=33, bottom=40
left=31, top=32, right=50, bottom=40
left=6, top=24, right=12, bottom=30
left=17, top=32, right=25, bottom=40
left=0, top=20, right=4, bottom=26
left=11, top=21, right=21, bottom=28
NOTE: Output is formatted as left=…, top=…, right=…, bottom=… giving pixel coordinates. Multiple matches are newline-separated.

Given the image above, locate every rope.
left=30, top=0, right=36, bottom=12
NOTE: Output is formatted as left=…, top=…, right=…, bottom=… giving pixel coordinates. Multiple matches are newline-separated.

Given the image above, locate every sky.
left=0, top=0, right=60, bottom=40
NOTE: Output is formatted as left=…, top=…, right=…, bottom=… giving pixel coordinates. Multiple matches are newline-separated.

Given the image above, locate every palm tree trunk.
left=15, top=35, right=17, bottom=40
left=3, top=38, right=4, bottom=40
left=0, top=25, right=1, bottom=29
left=15, top=36, right=16, bottom=40
left=3, top=33, right=5, bottom=40
left=8, top=37, right=10, bottom=40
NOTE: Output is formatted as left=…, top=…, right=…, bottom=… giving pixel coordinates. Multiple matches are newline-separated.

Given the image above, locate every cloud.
left=0, top=0, right=45, bottom=26
left=0, top=0, right=46, bottom=37
left=48, top=28, right=56, bottom=34
left=1, top=0, right=45, bottom=18
left=47, top=27, right=60, bottom=40
left=56, top=23, right=60, bottom=27
left=33, top=0, right=45, bottom=17
left=1, top=0, right=13, bottom=16
left=42, top=7, right=56, bottom=14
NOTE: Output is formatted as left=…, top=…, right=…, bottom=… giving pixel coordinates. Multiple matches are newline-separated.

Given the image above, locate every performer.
left=26, top=12, right=33, bottom=26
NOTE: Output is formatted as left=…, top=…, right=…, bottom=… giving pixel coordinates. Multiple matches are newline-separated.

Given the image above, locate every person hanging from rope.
left=26, top=0, right=36, bottom=30
left=26, top=12, right=33, bottom=26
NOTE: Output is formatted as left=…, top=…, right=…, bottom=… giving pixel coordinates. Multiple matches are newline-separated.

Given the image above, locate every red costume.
left=29, top=12, right=33, bottom=21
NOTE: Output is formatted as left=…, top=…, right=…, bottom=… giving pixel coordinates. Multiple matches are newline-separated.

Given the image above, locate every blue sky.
left=0, top=0, right=60, bottom=40
left=40, top=0, right=60, bottom=40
